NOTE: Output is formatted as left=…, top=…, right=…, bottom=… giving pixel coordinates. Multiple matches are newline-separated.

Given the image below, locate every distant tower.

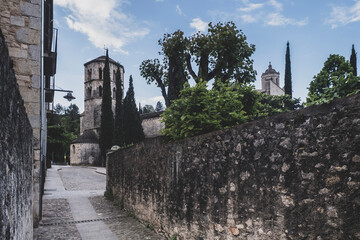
left=71, top=55, right=124, bottom=165
left=259, top=62, right=284, bottom=96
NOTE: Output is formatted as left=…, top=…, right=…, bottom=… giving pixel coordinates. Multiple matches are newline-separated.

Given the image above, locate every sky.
left=53, top=0, right=360, bottom=113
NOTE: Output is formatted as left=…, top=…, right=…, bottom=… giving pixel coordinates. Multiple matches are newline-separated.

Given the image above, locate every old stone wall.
left=108, top=93, right=360, bottom=239
left=0, top=0, right=42, bottom=225
left=0, top=28, right=33, bottom=240
left=141, top=112, right=165, bottom=138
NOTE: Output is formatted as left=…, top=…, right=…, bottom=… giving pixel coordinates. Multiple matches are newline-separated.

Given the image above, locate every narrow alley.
left=33, top=166, right=164, bottom=240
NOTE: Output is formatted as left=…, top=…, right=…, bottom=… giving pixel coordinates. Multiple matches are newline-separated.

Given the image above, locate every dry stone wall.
left=108, top=93, right=360, bottom=239
left=0, top=28, right=33, bottom=240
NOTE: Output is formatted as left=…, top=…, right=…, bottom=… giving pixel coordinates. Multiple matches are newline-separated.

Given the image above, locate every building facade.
left=70, top=56, right=124, bottom=165
left=258, top=62, right=285, bottom=96
left=0, top=0, right=57, bottom=228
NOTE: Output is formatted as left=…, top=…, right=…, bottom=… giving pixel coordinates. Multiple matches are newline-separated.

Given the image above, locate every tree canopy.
left=306, top=54, right=360, bottom=105
left=140, top=21, right=256, bottom=106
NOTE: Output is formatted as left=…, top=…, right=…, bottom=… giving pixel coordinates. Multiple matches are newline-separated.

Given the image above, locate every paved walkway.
left=34, top=166, right=164, bottom=240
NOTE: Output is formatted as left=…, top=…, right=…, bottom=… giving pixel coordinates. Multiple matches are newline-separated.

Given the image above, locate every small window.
left=99, top=86, right=103, bottom=97
left=113, top=70, right=116, bottom=81
left=99, top=68, right=102, bottom=80
left=88, top=69, right=92, bottom=81
left=87, top=87, right=92, bottom=99
left=72, top=145, right=75, bottom=153
left=113, top=88, right=116, bottom=99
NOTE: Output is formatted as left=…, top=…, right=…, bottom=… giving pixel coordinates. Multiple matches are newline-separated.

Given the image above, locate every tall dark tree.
left=155, top=101, right=164, bottom=112
left=113, top=66, right=125, bottom=147
left=99, top=49, right=114, bottom=166
left=138, top=102, right=143, bottom=114
left=123, top=75, right=144, bottom=145
left=284, top=41, right=292, bottom=97
left=350, top=44, right=357, bottom=76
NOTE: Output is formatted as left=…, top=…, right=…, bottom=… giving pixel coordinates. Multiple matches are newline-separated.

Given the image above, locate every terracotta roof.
left=72, top=130, right=99, bottom=144
left=84, top=55, right=124, bottom=70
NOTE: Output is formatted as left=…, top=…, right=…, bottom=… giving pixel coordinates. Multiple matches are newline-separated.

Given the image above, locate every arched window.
left=99, top=68, right=102, bottom=80
left=87, top=87, right=92, bottom=99
left=113, top=70, right=116, bottom=81
left=99, top=86, right=103, bottom=97
left=113, top=87, right=116, bottom=99
left=87, top=69, right=92, bottom=81
left=72, top=145, right=75, bottom=153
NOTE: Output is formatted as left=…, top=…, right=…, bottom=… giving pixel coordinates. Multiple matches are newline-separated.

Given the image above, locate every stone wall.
left=107, top=93, right=360, bottom=239
left=0, top=0, right=42, bottom=225
left=0, top=28, right=33, bottom=240
left=141, top=112, right=165, bottom=138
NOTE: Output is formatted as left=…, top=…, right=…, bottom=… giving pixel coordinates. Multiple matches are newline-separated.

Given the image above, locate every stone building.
left=0, top=0, right=57, bottom=228
left=70, top=56, right=124, bottom=165
left=258, top=62, right=285, bottom=96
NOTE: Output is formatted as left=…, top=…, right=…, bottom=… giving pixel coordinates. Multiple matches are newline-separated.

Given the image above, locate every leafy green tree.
left=186, top=21, right=256, bottom=84
left=306, top=54, right=360, bottom=106
left=142, top=104, right=155, bottom=113
left=161, top=81, right=257, bottom=141
left=350, top=44, right=357, bottom=76
left=155, top=101, right=164, bottom=112
left=140, top=31, right=188, bottom=107
left=123, top=75, right=145, bottom=145
left=284, top=41, right=292, bottom=97
left=256, top=93, right=302, bottom=118
left=47, top=104, right=80, bottom=163
left=113, top=66, right=125, bottom=147
left=99, top=50, right=114, bottom=166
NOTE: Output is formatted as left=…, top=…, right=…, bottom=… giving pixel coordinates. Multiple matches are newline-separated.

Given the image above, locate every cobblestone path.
left=33, top=166, right=164, bottom=240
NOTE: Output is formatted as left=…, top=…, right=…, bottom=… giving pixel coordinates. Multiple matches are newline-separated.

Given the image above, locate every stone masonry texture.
left=0, top=0, right=42, bottom=226
left=108, top=93, right=360, bottom=239
left=0, top=27, right=33, bottom=240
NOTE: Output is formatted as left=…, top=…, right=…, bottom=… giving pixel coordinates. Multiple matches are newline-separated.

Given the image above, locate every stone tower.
left=71, top=55, right=124, bottom=165
left=259, top=62, right=284, bottom=96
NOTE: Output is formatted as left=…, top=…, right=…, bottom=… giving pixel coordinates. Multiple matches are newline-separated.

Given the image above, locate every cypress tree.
left=123, top=75, right=144, bottom=145
left=99, top=49, right=114, bottom=166
left=113, top=65, right=125, bottom=147
left=138, top=102, right=143, bottom=114
left=350, top=44, right=357, bottom=76
left=284, top=41, right=292, bottom=97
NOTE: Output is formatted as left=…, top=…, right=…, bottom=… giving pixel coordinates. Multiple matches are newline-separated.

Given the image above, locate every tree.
left=140, top=31, right=188, bottom=107
left=350, top=44, right=357, bottom=76
left=123, top=75, right=144, bottom=145
left=138, top=102, right=143, bottom=114
left=186, top=22, right=256, bottom=84
left=161, top=82, right=257, bottom=141
left=284, top=41, right=292, bottom=97
left=155, top=101, right=164, bottom=112
left=306, top=54, right=360, bottom=106
left=99, top=49, right=114, bottom=166
left=142, top=105, right=155, bottom=113
left=113, top=66, right=125, bottom=147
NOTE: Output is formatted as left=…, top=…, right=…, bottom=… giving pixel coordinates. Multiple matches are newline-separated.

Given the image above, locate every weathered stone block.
left=31, top=74, right=40, bottom=88
left=9, top=47, right=27, bottom=58
left=15, top=27, right=27, bottom=42
left=20, top=2, right=41, bottom=17
left=29, top=17, right=41, bottom=30
left=29, top=44, right=40, bottom=61
left=10, top=15, right=25, bottom=26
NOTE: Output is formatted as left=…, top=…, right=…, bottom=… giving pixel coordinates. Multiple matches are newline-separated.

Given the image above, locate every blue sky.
left=53, top=0, right=360, bottom=112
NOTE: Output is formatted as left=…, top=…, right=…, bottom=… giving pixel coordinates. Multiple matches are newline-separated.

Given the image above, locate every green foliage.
left=123, top=75, right=145, bottom=145
left=350, top=44, right=357, bottom=76
left=161, top=81, right=257, bottom=141
left=99, top=50, right=114, bottom=166
left=255, top=93, right=302, bottom=118
left=306, top=54, right=360, bottom=106
left=113, top=66, right=125, bottom=147
left=284, top=41, right=292, bottom=97
left=47, top=103, right=80, bottom=163
left=140, top=22, right=256, bottom=106
left=142, top=104, right=155, bottom=113
left=155, top=101, right=164, bottom=112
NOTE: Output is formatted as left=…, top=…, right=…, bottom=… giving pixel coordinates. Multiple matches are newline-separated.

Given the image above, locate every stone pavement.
left=34, top=166, right=164, bottom=240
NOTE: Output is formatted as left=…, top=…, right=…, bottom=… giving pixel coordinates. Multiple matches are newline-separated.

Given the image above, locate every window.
left=87, top=69, right=92, bottom=81
left=113, top=88, right=116, bottom=99
left=113, top=70, right=116, bottom=81
left=99, top=68, right=102, bottom=80
left=99, top=86, right=103, bottom=97
left=87, top=87, right=92, bottom=99
left=72, top=145, right=75, bottom=153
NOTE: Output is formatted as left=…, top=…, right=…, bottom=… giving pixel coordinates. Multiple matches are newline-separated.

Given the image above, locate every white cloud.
left=190, top=18, right=208, bottom=32
left=325, top=1, right=360, bottom=28
left=176, top=5, right=183, bottom=15
left=266, top=13, right=308, bottom=26
left=238, top=2, right=264, bottom=12
left=268, top=0, right=283, bottom=11
left=155, top=0, right=164, bottom=2
left=54, top=0, right=149, bottom=54
left=241, top=14, right=258, bottom=23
